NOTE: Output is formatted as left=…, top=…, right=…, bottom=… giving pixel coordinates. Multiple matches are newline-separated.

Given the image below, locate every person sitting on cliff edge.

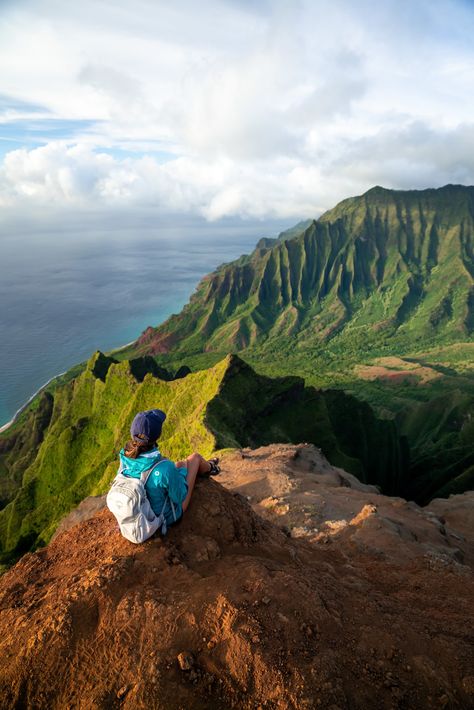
left=119, top=408, right=220, bottom=529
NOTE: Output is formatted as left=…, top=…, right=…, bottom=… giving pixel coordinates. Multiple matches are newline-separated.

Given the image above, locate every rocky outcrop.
left=0, top=444, right=472, bottom=709
left=219, top=444, right=474, bottom=568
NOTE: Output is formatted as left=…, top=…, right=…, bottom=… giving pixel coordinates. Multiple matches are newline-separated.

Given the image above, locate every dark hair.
left=124, top=438, right=156, bottom=459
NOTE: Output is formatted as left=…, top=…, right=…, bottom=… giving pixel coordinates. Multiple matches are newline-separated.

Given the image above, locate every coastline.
left=0, top=224, right=271, bottom=440
left=109, top=339, right=136, bottom=354
left=0, top=371, right=66, bottom=435
left=0, top=339, right=138, bottom=435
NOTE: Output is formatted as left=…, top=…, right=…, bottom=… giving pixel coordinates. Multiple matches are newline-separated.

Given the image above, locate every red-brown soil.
left=355, top=357, right=442, bottom=385
left=0, top=444, right=472, bottom=709
left=219, top=445, right=474, bottom=568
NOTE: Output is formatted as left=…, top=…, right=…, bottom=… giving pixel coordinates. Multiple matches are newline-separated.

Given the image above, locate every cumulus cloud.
left=1, top=0, right=474, bottom=220
left=0, top=143, right=319, bottom=218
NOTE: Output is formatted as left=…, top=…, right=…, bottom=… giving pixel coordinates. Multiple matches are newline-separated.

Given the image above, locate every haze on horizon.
left=1, top=0, right=474, bottom=226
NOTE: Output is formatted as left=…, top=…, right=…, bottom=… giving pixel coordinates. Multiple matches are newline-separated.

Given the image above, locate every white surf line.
left=110, top=339, right=136, bottom=353
left=0, top=336, right=140, bottom=435
left=0, top=371, right=66, bottom=434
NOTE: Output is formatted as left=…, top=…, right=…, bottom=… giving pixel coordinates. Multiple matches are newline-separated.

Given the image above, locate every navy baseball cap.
left=130, top=409, right=166, bottom=443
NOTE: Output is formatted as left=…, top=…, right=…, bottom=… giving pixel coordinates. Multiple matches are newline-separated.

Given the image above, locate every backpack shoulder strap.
left=156, top=492, right=177, bottom=535
left=149, top=458, right=177, bottom=522
left=168, top=496, right=177, bottom=522
left=140, top=457, right=169, bottom=485
left=146, top=458, right=178, bottom=525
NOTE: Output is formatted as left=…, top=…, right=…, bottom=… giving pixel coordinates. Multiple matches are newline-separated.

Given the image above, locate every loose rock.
left=177, top=652, right=194, bottom=671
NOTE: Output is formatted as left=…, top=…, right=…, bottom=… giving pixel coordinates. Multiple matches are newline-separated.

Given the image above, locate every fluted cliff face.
left=129, top=186, right=474, bottom=514
left=136, top=185, right=474, bottom=356
left=2, top=185, right=474, bottom=569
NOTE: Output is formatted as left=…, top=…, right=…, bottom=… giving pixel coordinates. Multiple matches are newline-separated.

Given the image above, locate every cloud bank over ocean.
left=1, top=0, right=474, bottom=220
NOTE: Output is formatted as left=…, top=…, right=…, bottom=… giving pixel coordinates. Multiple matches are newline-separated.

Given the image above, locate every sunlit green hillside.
left=132, top=185, right=474, bottom=363
left=123, top=185, right=474, bottom=508
left=0, top=352, right=406, bottom=566
left=2, top=185, right=474, bottom=570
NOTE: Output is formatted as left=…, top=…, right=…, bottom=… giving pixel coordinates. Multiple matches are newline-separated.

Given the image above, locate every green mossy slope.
left=0, top=353, right=406, bottom=565
left=0, top=352, right=227, bottom=563
left=126, top=185, right=474, bottom=505
left=134, top=185, right=474, bottom=360
left=3, top=185, right=474, bottom=568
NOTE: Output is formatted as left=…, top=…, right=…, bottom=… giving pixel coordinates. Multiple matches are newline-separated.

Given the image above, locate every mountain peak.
left=363, top=184, right=391, bottom=195
left=362, top=183, right=473, bottom=198
left=133, top=181, right=474, bottom=363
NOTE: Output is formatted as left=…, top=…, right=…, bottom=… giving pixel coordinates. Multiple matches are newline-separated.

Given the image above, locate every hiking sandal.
left=207, top=457, right=221, bottom=476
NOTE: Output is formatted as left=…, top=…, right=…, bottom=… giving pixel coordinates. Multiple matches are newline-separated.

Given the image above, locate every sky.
left=1, top=0, right=474, bottom=222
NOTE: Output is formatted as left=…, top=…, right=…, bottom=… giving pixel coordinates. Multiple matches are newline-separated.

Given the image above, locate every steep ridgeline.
left=135, top=185, right=474, bottom=360
left=0, top=352, right=405, bottom=567
left=129, top=185, right=474, bottom=508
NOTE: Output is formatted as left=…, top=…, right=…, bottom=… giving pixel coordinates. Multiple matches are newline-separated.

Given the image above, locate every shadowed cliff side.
left=0, top=353, right=407, bottom=567
left=125, top=185, right=474, bottom=506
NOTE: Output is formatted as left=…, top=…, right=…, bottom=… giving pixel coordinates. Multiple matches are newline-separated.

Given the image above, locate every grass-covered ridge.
left=2, top=184, right=474, bottom=568
left=0, top=351, right=408, bottom=566
left=120, top=185, right=474, bottom=509
left=0, top=351, right=226, bottom=563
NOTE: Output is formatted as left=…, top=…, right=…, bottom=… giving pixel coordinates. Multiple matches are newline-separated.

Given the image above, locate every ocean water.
left=0, top=217, right=290, bottom=427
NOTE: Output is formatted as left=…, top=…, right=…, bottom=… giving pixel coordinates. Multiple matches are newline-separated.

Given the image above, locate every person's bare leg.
left=176, top=453, right=212, bottom=475
left=181, top=453, right=211, bottom=512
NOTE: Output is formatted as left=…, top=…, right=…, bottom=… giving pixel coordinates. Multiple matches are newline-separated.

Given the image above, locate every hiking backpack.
left=106, top=460, right=176, bottom=544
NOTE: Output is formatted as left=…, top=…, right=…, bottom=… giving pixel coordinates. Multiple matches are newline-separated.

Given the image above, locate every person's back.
left=109, top=408, right=221, bottom=541
left=119, top=445, right=187, bottom=526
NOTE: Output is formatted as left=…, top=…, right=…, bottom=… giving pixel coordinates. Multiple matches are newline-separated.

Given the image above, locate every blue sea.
left=0, top=215, right=291, bottom=428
